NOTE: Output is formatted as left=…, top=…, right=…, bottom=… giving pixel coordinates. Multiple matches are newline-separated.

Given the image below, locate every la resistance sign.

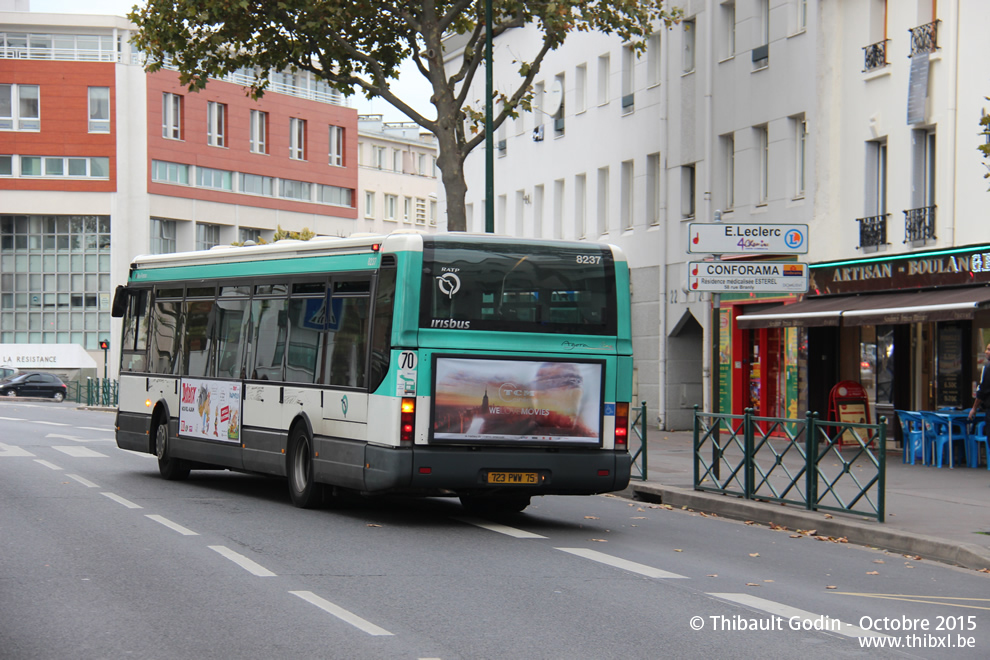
left=689, top=261, right=809, bottom=293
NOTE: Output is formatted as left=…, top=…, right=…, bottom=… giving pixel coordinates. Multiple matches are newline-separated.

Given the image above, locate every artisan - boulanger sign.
left=810, top=246, right=990, bottom=296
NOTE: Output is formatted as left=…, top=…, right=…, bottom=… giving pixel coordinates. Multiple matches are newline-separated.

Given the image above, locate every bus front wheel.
left=155, top=418, right=190, bottom=481
left=288, top=426, right=325, bottom=509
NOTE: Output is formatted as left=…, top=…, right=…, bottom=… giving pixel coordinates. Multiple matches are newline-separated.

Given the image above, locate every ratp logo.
left=436, top=273, right=461, bottom=299
left=341, top=395, right=349, bottom=417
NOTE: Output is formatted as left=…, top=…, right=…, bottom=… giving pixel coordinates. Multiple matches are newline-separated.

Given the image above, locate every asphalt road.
left=3, top=400, right=990, bottom=659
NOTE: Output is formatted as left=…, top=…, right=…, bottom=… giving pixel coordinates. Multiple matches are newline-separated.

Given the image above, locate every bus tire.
left=155, top=417, right=190, bottom=481
left=459, top=494, right=531, bottom=514
left=288, top=426, right=324, bottom=509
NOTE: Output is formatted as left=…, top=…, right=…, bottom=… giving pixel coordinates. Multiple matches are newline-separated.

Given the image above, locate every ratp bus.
left=112, top=233, right=633, bottom=512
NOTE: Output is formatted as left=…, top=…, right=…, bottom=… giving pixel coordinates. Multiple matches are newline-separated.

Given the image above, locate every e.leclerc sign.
left=688, top=261, right=810, bottom=293
left=688, top=222, right=809, bottom=255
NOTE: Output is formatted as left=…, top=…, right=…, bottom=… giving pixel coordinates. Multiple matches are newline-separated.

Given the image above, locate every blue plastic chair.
left=895, top=410, right=924, bottom=465
left=920, top=412, right=967, bottom=468
left=967, top=421, right=990, bottom=469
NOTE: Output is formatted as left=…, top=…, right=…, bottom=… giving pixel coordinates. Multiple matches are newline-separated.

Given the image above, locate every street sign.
left=688, top=261, right=809, bottom=293
left=687, top=223, right=809, bottom=254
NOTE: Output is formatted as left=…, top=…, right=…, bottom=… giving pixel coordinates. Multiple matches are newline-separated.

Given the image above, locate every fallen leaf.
left=744, top=520, right=756, bottom=525
left=591, top=538, right=607, bottom=542
left=584, top=516, right=599, bottom=520
left=637, top=508, right=646, bottom=512
left=826, top=585, right=837, bottom=589
left=366, top=523, right=382, bottom=527
left=699, top=512, right=709, bottom=517
left=749, top=553, right=760, bottom=557
left=789, top=534, right=802, bottom=538
left=707, top=574, right=718, bottom=578
left=764, top=579, right=774, bottom=583
left=873, top=560, right=885, bottom=564
left=866, top=571, right=879, bottom=575
left=674, top=549, right=683, bottom=552
left=824, top=514, right=834, bottom=519
left=710, top=513, right=719, bottom=517
left=979, top=568, right=990, bottom=573
left=631, top=516, right=647, bottom=520
left=770, top=523, right=787, bottom=531
left=746, top=583, right=761, bottom=587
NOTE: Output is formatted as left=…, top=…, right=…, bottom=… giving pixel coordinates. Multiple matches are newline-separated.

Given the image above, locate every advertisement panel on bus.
left=178, top=378, right=242, bottom=443
left=431, top=356, right=604, bottom=446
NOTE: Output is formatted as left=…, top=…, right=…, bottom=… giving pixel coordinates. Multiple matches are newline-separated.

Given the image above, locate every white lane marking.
left=66, top=474, right=99, bottom=488
left=52, top=446, right=107, bottom=458
left=146, top=514, right=198, bottom=536
left=708, top=593, right=888, bottom=638
left=209, top=545, right=277, bottom=577
left=79, top=427, right=111, bottom=432
left=0, top=416, right=26, bottom=421
left=34, top=459, right=61, bottom=470
left=556, top=547, right=688, bottom=579
left=47, top=433, right=90, bottom=443
left=290, top=591, right=393, bottom=636
left=0, top=443, right=35, bottom=457
left=101, top=492, right=142, bottom=509
left=36, top=421, right=69, bottom=426
left=452, top=516, right=547, bottom=539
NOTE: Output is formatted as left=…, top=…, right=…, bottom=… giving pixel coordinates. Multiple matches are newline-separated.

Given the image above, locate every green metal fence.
left=692, top=406, right=886, bottom=522
left=72, top=378, right=118, bottom=407
left=629, top=401, right=648, bottom=480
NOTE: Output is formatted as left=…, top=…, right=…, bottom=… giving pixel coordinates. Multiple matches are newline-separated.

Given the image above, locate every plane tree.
left=129, top=0, right=680, bottom=231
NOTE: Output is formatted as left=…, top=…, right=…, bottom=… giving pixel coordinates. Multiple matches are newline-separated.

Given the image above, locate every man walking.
left=968, top=343, right=990, bottom=433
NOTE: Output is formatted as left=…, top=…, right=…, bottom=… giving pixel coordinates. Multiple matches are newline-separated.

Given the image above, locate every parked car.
left=0, top=372, right=68, bottom=402
left=0, top=365, right=18, bottom=380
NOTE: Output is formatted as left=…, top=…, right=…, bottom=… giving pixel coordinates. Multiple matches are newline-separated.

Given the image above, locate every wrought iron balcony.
left=904, top=205, right=936, bottom=243
left=862, top=39, right=888, bottom=72
left=856, top=214, right=888, bottom=250
left=909, top=20, right=939, bottom=57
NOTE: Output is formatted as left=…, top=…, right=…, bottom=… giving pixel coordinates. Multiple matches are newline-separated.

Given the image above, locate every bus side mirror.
left=111, top=285, right=129, bottom=318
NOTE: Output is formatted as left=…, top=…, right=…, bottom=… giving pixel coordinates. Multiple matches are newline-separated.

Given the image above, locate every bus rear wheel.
left=288, top=426, right=325, bottom=508
left=155, top=417, right=190, bottom=481
left=459, top=494, right=532, bottom=514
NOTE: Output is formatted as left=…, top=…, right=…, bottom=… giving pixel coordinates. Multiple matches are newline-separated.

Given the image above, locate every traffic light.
left=99, top=339, right=109, bottom=350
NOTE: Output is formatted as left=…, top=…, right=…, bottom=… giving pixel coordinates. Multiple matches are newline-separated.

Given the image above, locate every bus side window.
left=369, top=260, right=397, bottom=392
left=150, top=299, right=181, bottom=375
left=248, top=297, right=288, bottom=382
left=121, top=289, right=150, bottom=372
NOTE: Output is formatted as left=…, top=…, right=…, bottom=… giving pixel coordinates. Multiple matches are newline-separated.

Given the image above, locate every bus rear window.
left=420, top=239, right=616, bottom=335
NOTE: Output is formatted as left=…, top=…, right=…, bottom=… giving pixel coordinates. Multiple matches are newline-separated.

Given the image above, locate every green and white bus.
left=113, top=232, right=633, bottom=512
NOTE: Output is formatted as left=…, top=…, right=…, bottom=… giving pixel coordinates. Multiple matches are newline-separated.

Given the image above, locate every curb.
left=628, top=482, right=990, bottom=572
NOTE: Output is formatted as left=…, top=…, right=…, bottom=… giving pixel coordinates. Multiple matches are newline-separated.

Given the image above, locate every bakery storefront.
left=722, top=244, right=990, bottom=428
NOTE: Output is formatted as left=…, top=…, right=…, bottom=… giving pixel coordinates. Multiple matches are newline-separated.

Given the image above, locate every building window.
left=403, top=196, right=412, bottom=223
left=289, top=118, right=306, bottom=160
left=575, top=63, right=587, bottom=113
left=682, top=19, right=696, bottom=73
left=16, top=155, right=109, bottom=179
left=621, top=45, right=635, bottom=110
left=239, top=172, right=274, bottom=196
left=150, top=217, right=176, bottom=254
left=329, top=125, right=344, bottom=166
left=429, top=198, right=437, bottom=226
left=317, top=184, right=351, bottom=206
left=393, top=148, right=403, bottom=172
left=681, top=164, right=696, bottom=219
left=0, top=84, right=40, bottom=131
left=250, top=110, right=267, bottom=154
left=151, top=160, right=190, bottom=185
left=866, top=139, right=887, bottom=216
left=722, top=134, right=735, bottom=209
left=417, top=153, right=426, bottom=176
left=596, top=166, right=609, bottom=235
left=239, top=228, right=261, bottom=244
left=384, top=194, right=397, bottom=221
left=597, top=53, right=610, bottom=106
left=374, top=146, right=386, bottom=169
left=365, top=191, right=375, bottom=218
left=0, top=156, right=11, bottom=176
left=196, top=166, right=233, bottom=191
left=280, top=178, right=311, bottom=201
left=794, top=116, right=807, bottom=198
left=207, top=101, right=226, bottom=147
left=620, top=160, right=634, bottom=230
left=646, top=152, right=661, bottom=226
left=575, top=173, right=587, bottom=238
left=88, top=87, right=110, bottom=133
left=647, top=34, right=661, bottom=87
left=162, top=92, right=182, bottom=140
left=756, top=125, right=769, bottom=204
left=415, top=197, right=427, bottom=225
left=797, top=0, right=808, bottom=31
left=196, top=223, right=220, bottom=251
left=722, top=1, right=736, bottom=60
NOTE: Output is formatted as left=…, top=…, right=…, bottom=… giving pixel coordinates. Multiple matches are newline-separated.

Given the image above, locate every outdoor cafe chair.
left=920, top=411, right=968, bottom=468
left=894, top=410, right=924, bottom=465
left=968, top=420, right=990, bottom=469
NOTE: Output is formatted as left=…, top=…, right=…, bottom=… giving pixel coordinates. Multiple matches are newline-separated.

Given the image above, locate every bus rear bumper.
left=365, top=444, right=631, bottom=495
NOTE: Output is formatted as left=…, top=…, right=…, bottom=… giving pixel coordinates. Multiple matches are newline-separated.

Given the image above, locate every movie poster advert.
left=432, top=357, right=603, bottom=445
left=178, top=378, right=241, bottom=444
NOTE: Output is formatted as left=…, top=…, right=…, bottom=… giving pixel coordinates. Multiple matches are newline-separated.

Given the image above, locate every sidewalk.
left=625, top=428, right=990, bottom=571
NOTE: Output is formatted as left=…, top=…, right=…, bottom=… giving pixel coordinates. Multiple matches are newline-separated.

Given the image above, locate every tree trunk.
left=433, top=95, right=469, bottom=232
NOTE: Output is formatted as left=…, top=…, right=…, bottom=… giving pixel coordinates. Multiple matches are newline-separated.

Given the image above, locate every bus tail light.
left=614, top=402, right=629, bottom=449
left=400, top=397, right=416, bottom=445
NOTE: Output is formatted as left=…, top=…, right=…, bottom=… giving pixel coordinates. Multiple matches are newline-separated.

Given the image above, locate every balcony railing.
left=909, top=20, right=939, bottom=57
left=862, top=39, right=889, bottom=72
left=856, top=214, right=888, bottom=250
left=904, top=205, right=937, bottom=243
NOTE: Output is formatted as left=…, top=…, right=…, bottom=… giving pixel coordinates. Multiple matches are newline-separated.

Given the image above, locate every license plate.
left=487, top=471, right=539, bottom=485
